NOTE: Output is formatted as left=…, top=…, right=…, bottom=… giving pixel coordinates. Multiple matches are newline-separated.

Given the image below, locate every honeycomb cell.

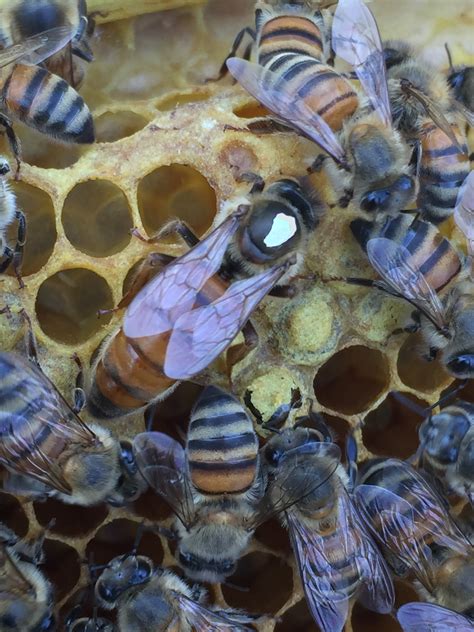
left=34, top=498, right=108, bottom=537
left=60, top=587, right=113, bottom=630
left=222, top=551, right=293, bottom=615
left=35, top=269, right=113, bottom=344
left=5, top=182, right=56, bottom=277
left=275, top=600, right=319, bottom=632
left=94, top=111, right=148, bottom=142
left=157, top=90, right=211, bottom=111
left=218, top=141, right=258, bottom=177
left=85, top=519, right=164, bottom=567
left=254, top=519, right=292, bottom=556
left=298, top=412, right=352, bottom=457
left=351, top=605, right=401, bottom=632
left=144, top=381, right=203, bottom=441
left=9, top=126, right=83, bottom=169
left=397, top=333, right=451, bottom=393
left=137, top=164, right=216, bottom=239
left=62, top=181, right=132, bottom=257
left=132, top=487, right=173, bottom=522
left=362, top=391, right=428, bottom=459
left=394, top=580, right=420, bottom=609
left=233, top=103, right=270, bottom=118
left=42, top=539, right=81, bottom=601
left=0, top=492, right=28, bottom=537
left=314, top=346, right=389, bottom=414
left=440, top=379, right=474, bottom=405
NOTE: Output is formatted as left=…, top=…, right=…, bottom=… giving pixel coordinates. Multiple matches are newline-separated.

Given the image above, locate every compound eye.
left=134, top=559, right=152, bottom=583
left=0, top=161, right=10, bottom=176
left=97, top=582, right=116, bottom=604
left=395, top=175, right=414, bottom=191
left=447, top=355, right=474, bottom=378
left=360, top=189, right=390, bottom=213
left=382, top=47, right=404, bottom=69
left=264, top=445, right=283, bottom=466
left=448, top=70, right=464, bottom=90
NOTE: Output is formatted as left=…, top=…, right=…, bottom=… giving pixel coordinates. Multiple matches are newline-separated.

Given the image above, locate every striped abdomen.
left=257, top=15, right=325, bottom=64
left=262, top=52, right=358, bottom=132
left=418, top=121, right=470, bottom=224
left=187, top=385, right=258, bottom=494
left=1, top=64, right=94, bottom=143
left=88, top=274, right=229, bottom=419
left=0, top=353, right=69, bottom=471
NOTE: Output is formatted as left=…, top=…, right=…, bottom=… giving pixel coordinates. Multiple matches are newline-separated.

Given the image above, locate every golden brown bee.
left=0, top=0, right=94, bottom=89
left=0, top=351, right=146, bottom=507
left=418, top=400, right=474, bottom=507
left=397, top=602, right=474, bottom=631
left=350, top=211, right=474, bottom=380
left=0, top=522, right=55, bottom=632
left=0, top=156, right=25, bottom=287
left=95, top=554, right=258, bottom=632
left=355, top=458, right=474, bottom=619
left=454, top=172, right=474, bottom=280
left=0, top=22, right=94, bottom=172
left=225, top=0, right=416, bottom=215
left=88, top=176, right=322, bottom=420
left=262, top=421, right=394, bottom=632
left=133, top=386, right=327, bottom=584
left=382, top=40, right=470, bottom=224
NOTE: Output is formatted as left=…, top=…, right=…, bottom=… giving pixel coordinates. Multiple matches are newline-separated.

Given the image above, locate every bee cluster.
left=0, top=1, right=472, bottom=631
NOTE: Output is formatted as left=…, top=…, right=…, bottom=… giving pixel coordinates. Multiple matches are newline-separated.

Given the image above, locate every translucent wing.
left=354, top=464, right=470, bottom=588
left=123, top=212, right=242, bottom=339
left=0, top=26, right=75, bottom=68
left=132, top=432, right=195, bottom=528
left=366, top=237, right=448, bottom=330
left=226, top=57, right=347, bottom=166
left=0, top=353, right=96, bottom=496
left=252, top=443, right=341, bottom=529
left=164, top=262, right=288, bottom=379
left=397, top=603, right=474, bottom=632
left=287, top=489, right=394, bottom=632
left=175, top=592, right=256, bottom=632
left=454, top=172, right=474, bottom=266
left=332, top=0, right=392, bottom=127
left=0, top=543, right=35, bottom=597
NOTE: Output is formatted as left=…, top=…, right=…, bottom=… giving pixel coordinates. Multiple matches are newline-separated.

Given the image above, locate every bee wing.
left=0, top=543, right=35, bottom=597
left=174, top=591, right=256, bottom=632
left=132, top=432, right=195, bottom=528
left=0, top=26, right=75, bottom=68
left=226, top=57, right=347, bottom=166
left=123, top=213, right=242, bottom=340
left=332, top=0, right=392, bottom=127
left=397, top=603, right=474, bottom=632
left=366, top=237, right=448, bottom=331
left=251, top=443, right=341, bottom=529
left=454, top=172, right=474, bottom=258
left=354, top=464, right=470, bottom=587
left=164, top=262, right=288, bottom=379
left=0, top=354, right=96, bottom=496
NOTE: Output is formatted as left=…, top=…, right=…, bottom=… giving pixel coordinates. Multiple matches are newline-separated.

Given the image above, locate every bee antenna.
left=131, top=521, right=147, bottom=556
left=444, top=43, right=454, bottom=71
left=390, top=390, right=427, bottom=417
left=424, top=379, right=467, bottom=414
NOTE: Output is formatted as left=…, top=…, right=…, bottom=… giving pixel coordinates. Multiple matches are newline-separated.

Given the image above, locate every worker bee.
left=95, top=553, right=259, bottom=632
left=0, top=522, right=55, bottom=632
left=382, top=40, right=470, bottom=224
left=445, top=44, right=474, bottom=128
left=417, top=400, right=474, bottom=507
left=454, top=172, right=474, bottom=280
left=262, top=421, right=394, bottom=632
left=0, top=0, right=94, bottom=89
left=354, top=458, right=474, bottom=618
left=350, top=209, right=474, bottom=380
left=398, top=602, right=474, bottom=632
left=133, top=386, right=331, bottom=584
left=0, top=351, right=146, bottom=507
left=0, top=22, right=94, bottom=172
left=0, top=157, right=25, bottom=287
left=88, top=174, right=323, bottom=419
left=226, top=0, right=416, bottom=215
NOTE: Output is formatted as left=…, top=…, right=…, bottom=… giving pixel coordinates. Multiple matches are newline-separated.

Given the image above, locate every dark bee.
left=355, top=458, right=474, bottom=618
left=88, top=176, right=323, bottom=419
left=262, top=420, right=394, bottom=632
left=445, top=43, right=474, bottom=127
left=418, top=400, right=474, bottom=506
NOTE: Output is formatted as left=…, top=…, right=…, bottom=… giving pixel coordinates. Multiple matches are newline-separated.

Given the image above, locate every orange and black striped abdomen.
left=88, top=273, right=230, bottom=419
left=1, top=63, right=94, bottom=143
left=263, top=52, right=358, bottom=132
left=257, top=15, right=325, bottom=64
left=418, top=122, right=470, bottom=224
left=187, top=385, right=258, bottom=494
left=0, top=353, right=71, bottom=484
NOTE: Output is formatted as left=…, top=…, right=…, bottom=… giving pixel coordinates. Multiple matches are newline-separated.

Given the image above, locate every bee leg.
left=345, top=433, right=359, bottom=492
left=226, top=319, right=258, bottom=378
left=235, top=171, right=266, bottom=194
left=307, top=154, right=328, bottom=173
left=11, top=210, right=26, bottom=289
left=72, top=353, right=86, bottom=414
left=243, top=389, right=264, bottom=425
left=338, top=189, right=354, bottom=208
left=423, top=346, right=439, bottom=362
left=205, top=26, right=256, bottom=82
left=131, top=220, right=200, bottom=248
left=0, top=245, right=13, bottom=274
left=19, top=308, right=40, bottom=366
left=98, top=252, right=175, bottom=316
left=0, top=113, right=21, bottom=177
left=262, top=388, right=303, bottom=432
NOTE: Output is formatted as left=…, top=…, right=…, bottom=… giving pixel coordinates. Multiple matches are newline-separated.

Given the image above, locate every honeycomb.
left=0, top=0, right=473, bottom=630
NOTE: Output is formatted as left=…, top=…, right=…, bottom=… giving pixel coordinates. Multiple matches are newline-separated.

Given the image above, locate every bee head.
left=95, top=555, right=153, bottom=608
